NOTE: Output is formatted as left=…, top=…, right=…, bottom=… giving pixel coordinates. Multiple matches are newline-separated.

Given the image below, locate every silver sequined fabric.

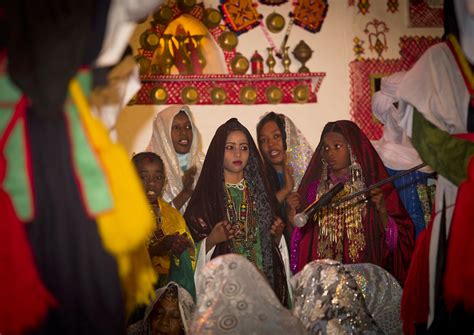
left=291, top=259, right=384, bottom=335
left=283, top=115, right=314, bottom=190
left=345, top=264, right=402, bottom=335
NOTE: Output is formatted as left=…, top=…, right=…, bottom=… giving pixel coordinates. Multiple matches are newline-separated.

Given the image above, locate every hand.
left=282, top=157, right=295, bottom=193
left=148, top=233, right=179, bottom=257
left=369, top=188, right=386, bottom=213
left=182, top=166, right=197, bottom=191
left=286, top=192, right=301, bottom=226
left=271, top=217, right=285, bottom=244
left=170, top=233, right=192, bottom=256
left=202, top=218, right=234, bottom=252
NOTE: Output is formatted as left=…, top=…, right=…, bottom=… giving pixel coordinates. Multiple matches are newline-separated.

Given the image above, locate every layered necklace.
left=315, top=160, right=367, bottom=262
left=225, top=179, right=260, bottom=264
left=225, top=179, right=251, bottom=240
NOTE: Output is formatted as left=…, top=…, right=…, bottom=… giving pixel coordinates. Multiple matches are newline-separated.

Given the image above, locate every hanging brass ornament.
left=210, top=87, right=227, bottom=104
left=293, top=84, right=309, bottom=103
left=293, top=40, right=313, bottom=73
left=240, top=86, right=257, bottom=104
left=203, top=8, right=222, bottom=29
left=265, top=12, right=285, bottom=33
left=177, top=0, right=196, bottom=13
left=140, top=31, right=160, bottom=51
left=265, top=86, right=283, bottom=104
left=218, top=31, right=239, bottom=51
left=150, top=86, right=168, bottom=104
left=230, top=53, right=249, bottom=75
left=153, top=5, right=174, bottom=25
left=182, top=86, right=199, bottom=104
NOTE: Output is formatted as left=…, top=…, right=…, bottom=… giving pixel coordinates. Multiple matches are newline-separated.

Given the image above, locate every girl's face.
left=321, top=132, right=351, bottom=177
left=223, top=130, right=249, bottom=182
left=150, top=295, right=183, bottom=335
left=136, top=159, right=165, bottom=204
left=258, top=120, right=285, bottom=169
left=171, top=111, right=193, bottom=154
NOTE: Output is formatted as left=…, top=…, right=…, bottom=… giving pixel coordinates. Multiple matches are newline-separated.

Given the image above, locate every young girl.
left=290, top=120, right=414, bottom=284
left=128, top=282, right=195, bottom=335
left=184, top=118, right=289, bottom=305
left=132, top=152, right=195, bottom=295
left=146, top=105, right=204, bottom=212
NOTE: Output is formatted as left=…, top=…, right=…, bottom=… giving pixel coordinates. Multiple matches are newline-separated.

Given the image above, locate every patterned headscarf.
left=291, top=259, right=383, bottom=335
left=191, top=254, right=306, bottom=335
left=146, top=105, right=204, bottom=212
left=345, top=263, right=403, bottom=335
left=128, top=282, right=195, bottom=335
left=283, top=115, right=314, bottom=189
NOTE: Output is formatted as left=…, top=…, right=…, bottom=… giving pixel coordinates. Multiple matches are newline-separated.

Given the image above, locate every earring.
left=348, top=145, right=364, bottom=186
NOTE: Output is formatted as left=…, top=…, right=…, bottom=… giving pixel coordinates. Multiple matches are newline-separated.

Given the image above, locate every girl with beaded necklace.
left=184, top=118, right=290, bottom=306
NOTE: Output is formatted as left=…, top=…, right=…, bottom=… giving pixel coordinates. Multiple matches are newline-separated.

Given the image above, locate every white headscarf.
left=128, top=282, right=195, bottom=335
left=191, top=254, right=307, bottom=335
left=372, top=72, right=432, bottom=172
left=146, top=105, right=204, bottom=212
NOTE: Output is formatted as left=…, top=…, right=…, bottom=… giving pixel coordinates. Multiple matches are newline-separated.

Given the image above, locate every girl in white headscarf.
left=128, top=282, right=195, bottom=335
left=147, top=105, right=205, bottom=213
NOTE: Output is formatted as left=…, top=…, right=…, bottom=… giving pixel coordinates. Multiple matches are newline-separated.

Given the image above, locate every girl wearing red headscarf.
left=290, top=120, right=414, bottom=284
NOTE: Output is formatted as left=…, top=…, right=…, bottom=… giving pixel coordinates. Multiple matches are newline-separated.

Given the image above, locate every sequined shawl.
left=184, top=118, right=279, bottom=291
left=190, top=254, right=306, bottom=335
left=146, top=105, right=205, bottom=212
left=127, top=282, right=195, bottom=335
left=292, top=120, right=414, bottom=284
left=345, top=263, right=402, bottom=335
left=291, top=259, right=383, bottom=335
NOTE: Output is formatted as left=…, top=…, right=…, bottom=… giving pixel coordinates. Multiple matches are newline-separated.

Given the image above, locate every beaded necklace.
left=225, top=179, right=250, bottom=240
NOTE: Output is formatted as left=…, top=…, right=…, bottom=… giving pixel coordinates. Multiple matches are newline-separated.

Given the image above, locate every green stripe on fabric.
left=0, top=75, right=21, bottom=101
left=66, top=105, right=113, bottom=214
left=0, top=108, right=13, bottom=135
left=75, top=71, right=92, bottom=97
left=4, top=120, right=33, bottom=220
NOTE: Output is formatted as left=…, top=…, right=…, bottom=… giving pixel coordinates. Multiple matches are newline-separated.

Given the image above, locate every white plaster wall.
left=117, top=0, right=443, bottom=155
